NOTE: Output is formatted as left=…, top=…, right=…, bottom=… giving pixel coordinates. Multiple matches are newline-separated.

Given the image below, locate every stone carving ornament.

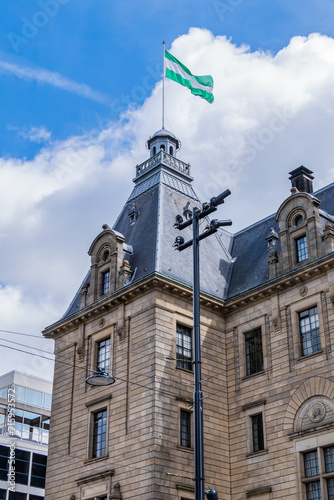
left=294, top=396, right=334, bottom=432
left=308, top=402, right=326, bottom=423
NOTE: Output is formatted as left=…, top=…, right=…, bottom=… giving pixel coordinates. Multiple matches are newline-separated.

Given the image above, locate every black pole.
left=193, top=208, right=205, bottom=500
left=173, top=190, right=232, bottom=500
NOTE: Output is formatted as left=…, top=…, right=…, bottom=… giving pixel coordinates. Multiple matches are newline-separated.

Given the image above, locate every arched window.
left=169, top=146, right=174, bottom=155
left=160, top=144, right=165, bottom=151
left=152, top=146, right=156, bottom=155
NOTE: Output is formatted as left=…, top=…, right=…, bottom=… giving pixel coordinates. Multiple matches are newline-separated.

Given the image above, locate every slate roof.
left=113, top=156, right=234, bottom=298
left=60, top=131, right=334, bottom=320
left=227, top=214, right=280, bottom=298
left=227, top=181, right=334, bottom=298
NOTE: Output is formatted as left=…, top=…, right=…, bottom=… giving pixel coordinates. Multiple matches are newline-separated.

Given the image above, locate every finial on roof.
left=266, top=227, right=279, bottom=249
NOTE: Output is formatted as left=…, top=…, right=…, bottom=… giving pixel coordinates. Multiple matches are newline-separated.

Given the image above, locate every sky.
left=1, top=0, right=334, bottom=381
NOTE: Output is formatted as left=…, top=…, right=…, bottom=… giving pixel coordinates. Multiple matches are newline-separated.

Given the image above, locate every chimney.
left=289, top=166, right=314, bottom=194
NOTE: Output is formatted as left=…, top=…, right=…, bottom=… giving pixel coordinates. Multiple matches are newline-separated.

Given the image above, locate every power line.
left=0, top=343, right=54, bottom=362
left=0, top=333, right=223, bottom=403
left=0, top=341, right=191, bottom=401
left=0, top=329, right=43, bottom=339
left=0, top=337, right=54, bottom=357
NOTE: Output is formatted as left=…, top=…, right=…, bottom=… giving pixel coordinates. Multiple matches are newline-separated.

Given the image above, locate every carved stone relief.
left=294, top=396, right=334, bottom=432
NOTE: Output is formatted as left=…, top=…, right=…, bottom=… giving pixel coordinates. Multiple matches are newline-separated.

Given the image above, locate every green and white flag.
left=165, top=50, right=214, bottom=104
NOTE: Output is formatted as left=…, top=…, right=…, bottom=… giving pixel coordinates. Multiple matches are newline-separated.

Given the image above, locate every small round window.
left=103, top=250, right=110, bottom=261
left=294, top=214, right=304, bottom=227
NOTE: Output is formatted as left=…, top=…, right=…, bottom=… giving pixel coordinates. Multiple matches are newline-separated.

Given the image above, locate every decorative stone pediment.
left=88, top=224, right=125, bottom=265
left=85, top=225, right=132, bottom=306
left=274, top=192, right=323, bottom=276
left=276, top=192, right=320, bottom=228
left=284, top=377, right=334, bottom=436
left=294, top=396, right=334, bottom=432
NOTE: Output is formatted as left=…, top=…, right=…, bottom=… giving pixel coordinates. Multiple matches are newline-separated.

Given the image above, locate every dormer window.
left=129, top=213, right=137, bottom=225
left=296, top=235, right=308, bottom=263
left=87, top=226, right=126, bottom=304
left=128, top=203, right=139, bottom=225
left=101, top=271, right=110, bottom=295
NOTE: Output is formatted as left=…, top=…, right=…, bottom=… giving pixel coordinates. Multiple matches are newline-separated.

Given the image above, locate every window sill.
left=84, top=454, right=109, bottom=465
left=297, top=349, right=323, bottom=362
left=176, top=366, right=193, bottom=374
left=242, top=370, right=265, bottom=381
left=177, top=445, right=193, bottom=453
left=246, top=448, right=268, bottom=458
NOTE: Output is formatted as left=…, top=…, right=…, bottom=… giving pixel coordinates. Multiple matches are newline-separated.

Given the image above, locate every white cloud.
left=0, top=59, right=115, bottom=107
left=0, top=284, right=55, bottom=379
left=7, top=124, right=51, bottom=143
left=24, top=126, right=52, bottom=143
left=2, top=29, right=334, bottom=377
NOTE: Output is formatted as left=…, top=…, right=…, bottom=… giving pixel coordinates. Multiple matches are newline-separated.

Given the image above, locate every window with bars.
left=299, top=307, right=321, bottom=356
left=251, top=413, right=264, bottom=453
left=180, top=409, right=191, bottom=448
left=176, top=324, right=192, bottom=371
left=97, top=338, right=111, bottom=374
left=92, top=409, right=107, bottom=458
left=296, top=235, right=308, bottom=262
left=101, top=270, right=110, bottom=295
left=303, top=446, right=334, bottom=499
left=245, top=328, right=263, bottom=376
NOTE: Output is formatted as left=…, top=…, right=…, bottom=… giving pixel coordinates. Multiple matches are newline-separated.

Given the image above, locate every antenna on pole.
left=162, top=40, right=165, bottom=129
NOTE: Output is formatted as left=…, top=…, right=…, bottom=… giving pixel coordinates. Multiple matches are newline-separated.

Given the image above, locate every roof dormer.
left=268, top=168, right=334, bottom=278
left=84, top=225, right=132, bottom=306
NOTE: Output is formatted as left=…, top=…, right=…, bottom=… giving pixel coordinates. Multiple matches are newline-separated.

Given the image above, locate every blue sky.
left=2, top=0, right=333, bottom=158
left=2, top=0, right=334, bottom=379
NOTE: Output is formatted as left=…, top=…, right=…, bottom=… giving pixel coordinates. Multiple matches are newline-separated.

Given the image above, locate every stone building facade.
left=44, top=129, right=334, bottom=499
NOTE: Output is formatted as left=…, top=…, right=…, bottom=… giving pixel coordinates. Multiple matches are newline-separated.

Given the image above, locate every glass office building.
left=0, top=371, right=52, bottom=500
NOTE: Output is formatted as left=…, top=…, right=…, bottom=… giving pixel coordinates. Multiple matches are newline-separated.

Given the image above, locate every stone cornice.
left=224, top=253, right=334, bottom=314
left=43, top=273, right=225, bottom=338
left=75, top=469, right=114, bottom=485
left=43, top=253, right=334, bottom=338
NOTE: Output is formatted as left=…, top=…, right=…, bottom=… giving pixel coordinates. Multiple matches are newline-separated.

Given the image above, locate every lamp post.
left=174, top=190, right=232, bottom=500
left=86, top=367, right=116, bottom=386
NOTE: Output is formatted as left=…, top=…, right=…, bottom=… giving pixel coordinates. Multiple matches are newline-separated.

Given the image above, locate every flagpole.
left=162, top=40, right=165, bottom=129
